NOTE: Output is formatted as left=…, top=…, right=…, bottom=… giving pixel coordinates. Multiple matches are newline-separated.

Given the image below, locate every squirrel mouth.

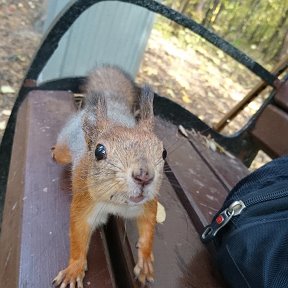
left=129, top=195, right=144, bottom=203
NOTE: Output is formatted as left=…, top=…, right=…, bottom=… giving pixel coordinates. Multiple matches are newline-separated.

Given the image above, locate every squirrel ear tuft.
left=82, top=92, right=108, bottom=149
left=85, top=91, right=108, bottom=121
left=138, top=85, right=154, bottom=129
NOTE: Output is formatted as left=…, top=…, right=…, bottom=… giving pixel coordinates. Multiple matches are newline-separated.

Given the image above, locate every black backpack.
left=201, top=156, right=288, bottom=288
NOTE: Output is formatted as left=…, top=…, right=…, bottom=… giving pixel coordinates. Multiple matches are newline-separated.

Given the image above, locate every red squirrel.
left=51, top=66, right=165, bottom=287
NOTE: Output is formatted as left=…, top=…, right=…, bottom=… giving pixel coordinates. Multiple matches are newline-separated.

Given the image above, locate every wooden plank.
left=107, top=175, right=226, bottom=287
left=251, top=104, right=288, bottom=157
left=0, top=94, right=29, bottom=288
left=155, top=118, right=230, bottom=231
left=275, top=79, right=288, bottom=112
left=105, top=119, right=247, bottom=287
left=0, top=91, right=115, bottom=287
left=187, top=132, right=249, bottom=191
left=0, top=90, right=248, bottom=287
left=214, top=55, right=288, bottom=131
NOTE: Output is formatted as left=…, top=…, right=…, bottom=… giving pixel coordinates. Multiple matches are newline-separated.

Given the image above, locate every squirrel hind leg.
left=51, top=143, right=72, bottom=165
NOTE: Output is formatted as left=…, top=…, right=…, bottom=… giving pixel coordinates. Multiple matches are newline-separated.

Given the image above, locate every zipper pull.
left=201, top=200, right=245, bottom=243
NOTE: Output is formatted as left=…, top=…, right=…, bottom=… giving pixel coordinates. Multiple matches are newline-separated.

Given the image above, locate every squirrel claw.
left=134, top=251, right=154, bottom=286
left=53, top=262, right=85, bottom=288
left=52, top=271, right=64, bottom=286
left=60, top=283, right=67, bottom=288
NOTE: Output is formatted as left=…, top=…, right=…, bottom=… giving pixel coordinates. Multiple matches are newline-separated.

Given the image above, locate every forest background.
left=163, top=0, right=288, bottom=65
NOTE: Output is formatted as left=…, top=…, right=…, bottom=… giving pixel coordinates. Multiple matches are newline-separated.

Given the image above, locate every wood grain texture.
left=107, top=175, right=226, bottom=287
left=0, top=92, right=29, bottom=288
left=274, top=78, right=288, bottom=112
left=187, top=131, right=249, bottom=191
left=155, top=119, right=248, bottom=231
left=0, top=90, right=251, bottom=288
left=0, top=91, right=115, bottom=288
left=251, top=104, right=288, bottom=158
left=105, top=118, right=249, bottom=287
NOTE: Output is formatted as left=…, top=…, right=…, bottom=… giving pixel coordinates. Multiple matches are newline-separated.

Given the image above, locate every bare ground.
left=0, top=0, right=44, bottom=136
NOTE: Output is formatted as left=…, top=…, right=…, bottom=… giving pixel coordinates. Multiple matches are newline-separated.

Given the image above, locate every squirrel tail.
left=85, top=65, right=139, bottom=109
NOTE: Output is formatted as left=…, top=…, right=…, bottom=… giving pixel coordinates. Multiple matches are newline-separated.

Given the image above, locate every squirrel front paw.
left=53, top=260, right=86, bottom=288
left=134, top=249, right=154, bottom=286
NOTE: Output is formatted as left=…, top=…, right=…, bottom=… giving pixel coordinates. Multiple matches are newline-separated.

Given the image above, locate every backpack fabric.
left=201, top=156, right=288, bottom=288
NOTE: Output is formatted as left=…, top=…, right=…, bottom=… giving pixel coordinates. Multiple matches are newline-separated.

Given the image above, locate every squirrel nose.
left=132, top=168, right=154, bottom=186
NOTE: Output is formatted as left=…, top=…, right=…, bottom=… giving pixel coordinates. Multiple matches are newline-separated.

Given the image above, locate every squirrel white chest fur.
left=87, top=202, right=144, bottom=229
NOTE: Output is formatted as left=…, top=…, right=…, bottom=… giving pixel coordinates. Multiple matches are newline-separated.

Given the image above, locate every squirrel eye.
left=95, top=144, right=107, bottom=160
left=162, top=148, right=167, bottom=160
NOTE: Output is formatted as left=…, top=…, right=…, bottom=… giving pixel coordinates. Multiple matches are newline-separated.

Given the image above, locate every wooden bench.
left=0, top=92, right=116, bottom=287
left=0, top=89, right=250, bottom=287
left=249, top=80, right=288, bottom=158
left=2, top=79, right=287, bottom=287
left=0, top=0, right=287, bottom=287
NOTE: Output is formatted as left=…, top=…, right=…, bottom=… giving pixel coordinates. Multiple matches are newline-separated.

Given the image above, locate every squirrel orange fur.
left=51, top=66, right=165, bottom=287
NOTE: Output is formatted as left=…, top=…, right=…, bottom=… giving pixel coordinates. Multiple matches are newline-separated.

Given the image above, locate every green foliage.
left=159, top=0, right=288, bottom=66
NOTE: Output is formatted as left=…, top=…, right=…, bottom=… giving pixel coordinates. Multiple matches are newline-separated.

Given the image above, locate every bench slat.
left=106, top=175, right=226, bottom=287
left=275, top=88, right=288, bottom=112
left=106, top=118, right=249, bottom=287
left=188, top=132, right=249, bottom=191
left=0, top=91, right=115, bottom=288
left=0, top=95, right=29, bottom=287
left=156, top=119, right=231, bottom=230
left=251, top=104, right=288, bottom=157
left=1, top=90, right=250, bottom=287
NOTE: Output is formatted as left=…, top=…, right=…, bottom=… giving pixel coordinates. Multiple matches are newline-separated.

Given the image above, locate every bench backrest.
left=249, top=79, right=288, bottom=158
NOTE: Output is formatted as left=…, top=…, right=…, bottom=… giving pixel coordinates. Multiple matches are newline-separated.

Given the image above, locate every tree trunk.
left=202, top=0, right=220, bottom=28
left=275, top=30, right=288, bottom=62
left=196, top=0, right=208, bottom=21
left=262, top=8, right=288, bottom=61
left=179, top=0, right=191, bottom=14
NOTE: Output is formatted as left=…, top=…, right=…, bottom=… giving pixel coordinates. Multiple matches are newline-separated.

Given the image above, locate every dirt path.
left=0, top=0, right=44, bottom=139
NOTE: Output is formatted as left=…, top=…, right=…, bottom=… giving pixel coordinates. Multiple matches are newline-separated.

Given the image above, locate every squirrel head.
left=81, top=86, right=165, bottom=206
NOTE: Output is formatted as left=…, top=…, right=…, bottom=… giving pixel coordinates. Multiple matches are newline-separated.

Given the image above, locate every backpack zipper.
left=243, top=189, right=288, bottom=206
left=201, top=200, right=245, bottom=243
left=201, top=189, right=288, bottom=243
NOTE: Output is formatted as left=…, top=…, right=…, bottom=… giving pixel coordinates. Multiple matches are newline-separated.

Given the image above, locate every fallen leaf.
left=182, top=95, right=192, bottom=104
left=1, top=85, right=15, bottom=94
left=178, top=125, right=188, bottom=138
left=2, top=109, right=11, bottom=116
left=156, top=201, right=166, bottom=224
left=208, top=140, right=217, bottom=152
left=166, top=88, right=175, bottom=98
left=0, top=121, right=6, bottom=130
